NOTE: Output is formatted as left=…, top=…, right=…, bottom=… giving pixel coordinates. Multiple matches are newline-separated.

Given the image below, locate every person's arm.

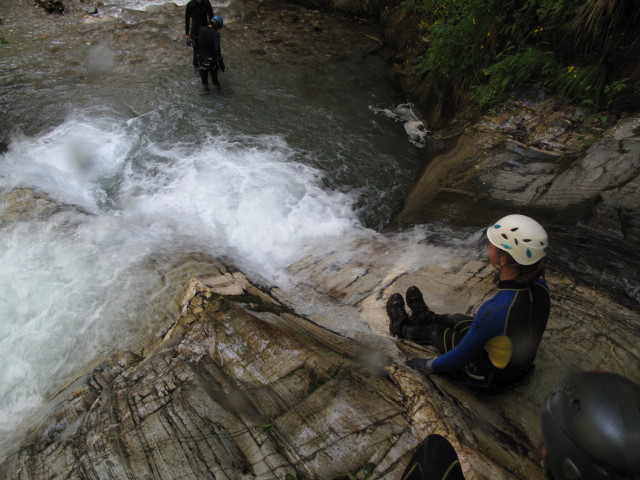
left=206, top=1, right=214, bottom=23
left=431, top=303, right=504, bottom=372
left=185, top=3, right=191, bottom=37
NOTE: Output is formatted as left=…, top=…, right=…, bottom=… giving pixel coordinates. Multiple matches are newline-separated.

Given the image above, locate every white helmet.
left=487, top=214, right=548, bottom=265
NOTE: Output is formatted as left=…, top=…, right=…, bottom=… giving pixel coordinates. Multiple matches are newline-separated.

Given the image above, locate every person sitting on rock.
left=387, top=214, right=550, bottom=392
left=184, top=0, right=214, bottom=68
left=198, top=15, right=225, bottom=94
left=401, top=370, right=640, bottom=480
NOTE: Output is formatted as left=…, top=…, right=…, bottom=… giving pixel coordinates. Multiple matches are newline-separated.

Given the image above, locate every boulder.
left=392, top=99, right=640, bottom=247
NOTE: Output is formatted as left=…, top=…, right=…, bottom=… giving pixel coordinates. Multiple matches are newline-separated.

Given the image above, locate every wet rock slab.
left=0, top=269, right=547, bottom=480
left=2, top=224, right=638, bottom=479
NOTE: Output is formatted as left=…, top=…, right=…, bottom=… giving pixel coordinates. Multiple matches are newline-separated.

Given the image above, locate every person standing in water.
left=198, top=15, right=225, bottom=94
left=184, top=0, right=214, bottom=68
left=387, top=214, right=550, bottom=392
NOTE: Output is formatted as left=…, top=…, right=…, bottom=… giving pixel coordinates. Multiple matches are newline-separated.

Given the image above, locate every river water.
left=0, top=0, right=440, bottom=458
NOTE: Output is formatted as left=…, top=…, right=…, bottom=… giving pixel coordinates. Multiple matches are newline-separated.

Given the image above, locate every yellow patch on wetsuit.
left=484, top=335, right=513, bottom=369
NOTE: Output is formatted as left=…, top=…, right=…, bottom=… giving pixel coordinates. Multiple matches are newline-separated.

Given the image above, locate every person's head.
left=541, top=371, right=640, bottom=480
left=486, top=214, right=548, bottom=283
left=213, top=15, right=223, bottom=29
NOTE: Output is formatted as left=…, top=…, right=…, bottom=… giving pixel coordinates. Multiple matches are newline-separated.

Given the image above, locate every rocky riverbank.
left=0, top=213, right=638, bottom=478
left=392, top=100, right=640, bottom=245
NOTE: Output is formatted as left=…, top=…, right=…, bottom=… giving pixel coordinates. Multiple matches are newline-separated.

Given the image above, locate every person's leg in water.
left=402, top=434, right=466, bottom=480
left=199, top=63, right=209, bottom=93
left=191, top=37, right=200, bottom=68
left=211, top=66, right=221, bottom=92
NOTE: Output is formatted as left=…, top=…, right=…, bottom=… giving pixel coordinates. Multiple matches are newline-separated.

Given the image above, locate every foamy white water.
left=0, top=110, right=370, bottom=441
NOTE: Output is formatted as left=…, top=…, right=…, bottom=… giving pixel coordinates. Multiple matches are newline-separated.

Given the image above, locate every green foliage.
left=404, top=0, right=640, bottom=110
left=405, top=0, right=500, bottom=97
left=471, top=48, right=560, bottom=108
left=605, top=77, right=630, bottom=95
left=557, top=64, right=608, bottom=107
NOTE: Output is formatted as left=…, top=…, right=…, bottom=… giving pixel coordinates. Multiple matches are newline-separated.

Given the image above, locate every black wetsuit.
left=185, top=0, right=213, bottom=67
left=403, top=278, right=550, bottom=389
left=402, top=435, right=465, bottom=480
left=198, top=25, right=224, bottom=90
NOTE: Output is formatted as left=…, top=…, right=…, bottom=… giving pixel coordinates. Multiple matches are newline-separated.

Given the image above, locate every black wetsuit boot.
left=406, top=286, right=438, bottom=324
left=387, top=293, right=410, bottom=337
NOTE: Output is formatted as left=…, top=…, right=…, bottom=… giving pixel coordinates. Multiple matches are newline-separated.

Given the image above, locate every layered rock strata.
left=2, top=242, right=638, bottom=479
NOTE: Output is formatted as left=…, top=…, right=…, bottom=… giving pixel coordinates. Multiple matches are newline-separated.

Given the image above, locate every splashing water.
left=0, top=109, right=378, bottom=443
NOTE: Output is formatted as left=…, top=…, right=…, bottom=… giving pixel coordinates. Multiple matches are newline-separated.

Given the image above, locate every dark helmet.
left=213, top=15, right=223, bottom=27
left=541, top=371, right=640, bottom=479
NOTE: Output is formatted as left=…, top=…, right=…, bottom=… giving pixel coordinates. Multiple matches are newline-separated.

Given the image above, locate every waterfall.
left=0, top=108, right=371, bottom=434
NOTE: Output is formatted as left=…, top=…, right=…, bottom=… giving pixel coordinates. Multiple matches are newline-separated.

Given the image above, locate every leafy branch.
left=404, top=0, right=640, bottom=110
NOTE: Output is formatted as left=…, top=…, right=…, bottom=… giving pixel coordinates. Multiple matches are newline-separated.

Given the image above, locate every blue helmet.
left=213, top=15, right=223, bottom=27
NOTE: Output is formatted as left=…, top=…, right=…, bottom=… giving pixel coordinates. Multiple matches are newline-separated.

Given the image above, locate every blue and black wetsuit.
left=402, top=279, right=550, bottom=385
left=185, top=0, right=214, bottom=67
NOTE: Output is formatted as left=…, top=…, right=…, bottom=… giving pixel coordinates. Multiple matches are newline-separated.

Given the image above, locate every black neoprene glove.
left=219, top=59, right=225, bottom=72
left=407, top=357, right=435, bottom=375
